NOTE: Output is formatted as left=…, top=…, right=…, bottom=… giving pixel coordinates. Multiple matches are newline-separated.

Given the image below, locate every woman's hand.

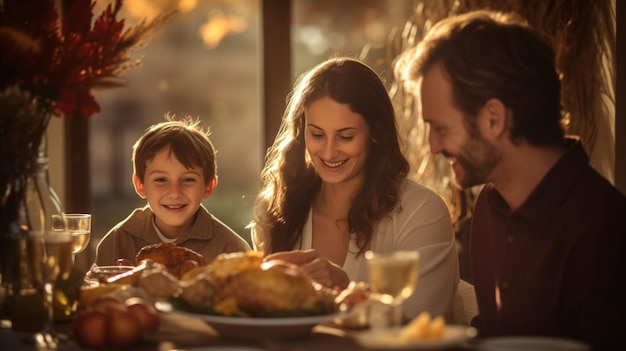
left=264, top=249, right=350, bottom=290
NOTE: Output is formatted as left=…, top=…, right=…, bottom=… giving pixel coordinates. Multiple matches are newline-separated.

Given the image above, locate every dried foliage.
left=457, top=0, right=616, bottom=159
left=361, top=0, right=616, bottom=224
left=0, top=0, right=178, bottom=118
left=0, top=0, right=177, bottom=231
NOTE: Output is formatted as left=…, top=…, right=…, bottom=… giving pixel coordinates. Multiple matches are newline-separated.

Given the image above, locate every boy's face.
left=133, top=146, right=216, bottom=239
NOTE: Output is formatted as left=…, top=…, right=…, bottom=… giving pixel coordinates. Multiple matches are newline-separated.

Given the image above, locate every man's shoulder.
left=574, top=168, right=626, bottom=217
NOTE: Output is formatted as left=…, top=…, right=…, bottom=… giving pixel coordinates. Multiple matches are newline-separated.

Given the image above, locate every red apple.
left=72, top=308, right=109, bottom=349
left=107, top=307, right=142, bottom=347
left=126, top=297, right=159, bottom=332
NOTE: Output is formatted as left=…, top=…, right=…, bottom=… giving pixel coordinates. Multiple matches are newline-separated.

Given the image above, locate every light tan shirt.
left=95, top=205, right=250, bottom=266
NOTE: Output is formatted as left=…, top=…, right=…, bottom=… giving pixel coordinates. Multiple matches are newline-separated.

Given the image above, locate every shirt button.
left=502, top=281, right=509, bottom=289
left=507, top=235, right=514, bottom=243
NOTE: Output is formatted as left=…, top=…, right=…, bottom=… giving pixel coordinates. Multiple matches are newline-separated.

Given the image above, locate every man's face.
left=419, top=63, right=500, bottom=188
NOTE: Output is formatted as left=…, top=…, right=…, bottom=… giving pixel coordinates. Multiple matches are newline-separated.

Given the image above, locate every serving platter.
left=156, top=301, right=343, bottom=340
left=354, top=325, right=476, bottom=350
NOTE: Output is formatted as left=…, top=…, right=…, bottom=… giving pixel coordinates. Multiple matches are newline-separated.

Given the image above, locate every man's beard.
left=447, top=134, right=500, bottom=189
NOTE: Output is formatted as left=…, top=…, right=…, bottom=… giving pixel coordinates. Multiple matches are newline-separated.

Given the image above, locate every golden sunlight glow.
left=199, top=10, right=247, bottom=49
left=157, top=80, right=169, bottom=92
left=124, top=0, right=197, bottom=20
left=495, top=284, right=501, bottom=313
left=178, top=0, right=198, bottom=13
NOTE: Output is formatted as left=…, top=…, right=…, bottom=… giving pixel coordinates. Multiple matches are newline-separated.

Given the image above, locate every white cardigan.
left=253, top=178, right=460, bottom=319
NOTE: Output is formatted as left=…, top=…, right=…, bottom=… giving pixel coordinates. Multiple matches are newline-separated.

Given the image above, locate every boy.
left=95, top=116, right=250, bottom=266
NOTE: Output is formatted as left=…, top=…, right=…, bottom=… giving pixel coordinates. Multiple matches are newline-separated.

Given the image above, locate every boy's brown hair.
left=132, top=115, right=217, bottom=185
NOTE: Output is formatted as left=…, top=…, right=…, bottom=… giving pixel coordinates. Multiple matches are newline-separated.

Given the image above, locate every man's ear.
left=133, top=174, right=147, bottom=199
left=203, top=176, right=218, bottom=199
left=483, top=98, right=508, bottom=138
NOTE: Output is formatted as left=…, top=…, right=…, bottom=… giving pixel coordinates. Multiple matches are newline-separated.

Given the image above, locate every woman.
left=249, top=57, right=459, bottom=319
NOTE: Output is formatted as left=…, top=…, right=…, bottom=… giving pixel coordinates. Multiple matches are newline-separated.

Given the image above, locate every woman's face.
left=304, top=96, right=372, bottom=186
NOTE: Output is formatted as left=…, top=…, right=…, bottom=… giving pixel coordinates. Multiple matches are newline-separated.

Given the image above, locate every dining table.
left=0, top=312, right=477, bottom=351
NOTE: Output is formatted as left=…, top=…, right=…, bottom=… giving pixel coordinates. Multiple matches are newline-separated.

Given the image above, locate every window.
left=86, top=1, right=261, bottom=267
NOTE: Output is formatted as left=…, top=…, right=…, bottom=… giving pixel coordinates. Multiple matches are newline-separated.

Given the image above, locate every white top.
left=253, top=178, right=459, bottom=319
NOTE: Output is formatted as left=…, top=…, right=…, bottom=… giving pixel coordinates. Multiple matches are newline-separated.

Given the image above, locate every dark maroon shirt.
left=470, top=138, right=626, bottom=350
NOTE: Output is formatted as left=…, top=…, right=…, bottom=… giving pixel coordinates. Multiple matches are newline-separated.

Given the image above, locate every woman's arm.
left=264, top=249, right=351, bottom=290
left=391, top=184, right=460, bottom=319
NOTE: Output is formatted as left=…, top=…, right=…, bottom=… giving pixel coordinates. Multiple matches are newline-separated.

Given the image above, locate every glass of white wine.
left=26, top=229, right=73, bottom=349
left=365, top=250, right=420, bottom=329
left=51, top=213, right=91, bottom=256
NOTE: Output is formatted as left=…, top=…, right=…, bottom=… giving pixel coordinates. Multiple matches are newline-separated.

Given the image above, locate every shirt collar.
left=487, top=136, right=588, bottom=226
left=152, top=216, right=177, bottom=243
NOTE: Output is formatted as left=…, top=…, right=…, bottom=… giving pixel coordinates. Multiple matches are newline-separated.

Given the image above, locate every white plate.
left=156, top=301, right=342, bottom=340
left=354, top=325, right=476, bottom=350
left=476, top=336, right=591, bottom=351
left=175, top=348, right=267, bottom=351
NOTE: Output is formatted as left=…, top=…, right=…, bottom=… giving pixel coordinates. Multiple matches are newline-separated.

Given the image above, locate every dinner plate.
left=174, top=348, right=267, bottom=351
left=476, top=336, right=591, bottom=351
left=354, top=325, right=476, bottom=350
left=156, top=301, right=342, bottom=340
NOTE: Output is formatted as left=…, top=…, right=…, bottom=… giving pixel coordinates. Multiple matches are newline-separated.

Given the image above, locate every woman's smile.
left=321, top=158, right=347, bottom=169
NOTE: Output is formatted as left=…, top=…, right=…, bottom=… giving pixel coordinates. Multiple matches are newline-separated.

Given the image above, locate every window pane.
left=292, top=0, right=413, bottom=75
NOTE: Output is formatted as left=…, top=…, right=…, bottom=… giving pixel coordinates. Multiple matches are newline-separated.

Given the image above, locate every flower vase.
left=0, top=133, right=69, bottom=330
left=27, top=134, right=83, bottom=323
left=24, top=134, right=82, bottom=323
left=0, top=173, right=53, bottom=331
left=0, top=184, right=28, bottom=329
left=22, top=133, right=64, bottom=232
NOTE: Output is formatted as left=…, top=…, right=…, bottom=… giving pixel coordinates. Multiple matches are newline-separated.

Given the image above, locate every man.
left=395, top=10, right=626, bottom=350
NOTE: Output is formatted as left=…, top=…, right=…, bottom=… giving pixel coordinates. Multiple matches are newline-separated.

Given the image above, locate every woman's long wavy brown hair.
left=251, top=57, right=409, bottom=256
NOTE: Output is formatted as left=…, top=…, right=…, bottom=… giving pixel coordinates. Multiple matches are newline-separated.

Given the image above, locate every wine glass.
left=26, top=229, right=73, bottom=349
left=51, top=213, right=91, bottom=256
left=365, top=250, right=420, bottom=329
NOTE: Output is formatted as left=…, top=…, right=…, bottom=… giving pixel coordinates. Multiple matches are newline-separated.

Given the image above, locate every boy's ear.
left=133, top=174, right=147, bottom=199
left=203, top=176, right=218, bottom=199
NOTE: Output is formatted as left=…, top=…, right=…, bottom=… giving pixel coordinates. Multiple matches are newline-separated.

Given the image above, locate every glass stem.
left=390, top=302, right=403, bottom=327
left=42, top=282, right=57, bottom=340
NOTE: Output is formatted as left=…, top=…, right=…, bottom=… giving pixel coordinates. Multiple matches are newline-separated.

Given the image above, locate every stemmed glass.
left=365, top=250, right=420, bottom=329
left=26, top=229, right=73, bottom=349
left=51, top=213, right=92, bottom=258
